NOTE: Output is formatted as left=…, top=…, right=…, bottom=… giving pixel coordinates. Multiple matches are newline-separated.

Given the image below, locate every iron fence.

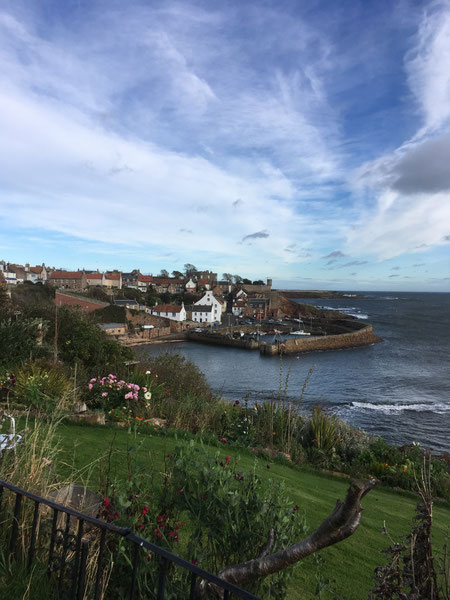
left=0, top=479, right=261, bottom=599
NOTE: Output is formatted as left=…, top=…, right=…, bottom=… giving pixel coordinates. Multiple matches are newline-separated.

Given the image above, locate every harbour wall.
left=260, top=321, right=382, bottom=355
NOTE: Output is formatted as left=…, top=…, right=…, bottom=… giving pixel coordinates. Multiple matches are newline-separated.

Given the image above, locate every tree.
left=222, top=273, right=233, bottom=282
left=172, top=270, right=183, bottom=279
left=87, top=286, right=110, bottom=303
left=233, top=275, right=243, bottom=284
left=242, top=278, right=252, bottom=285
left=159, top=269, right=169, bottom=277
left=184, top=263, right=198, bottom=277
left=253, top=280, right=264, bottom=285
left=0, top=285, right=10, bottom=317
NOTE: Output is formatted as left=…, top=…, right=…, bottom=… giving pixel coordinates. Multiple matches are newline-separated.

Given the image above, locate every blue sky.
left=0, top=0, right=449, bottom=291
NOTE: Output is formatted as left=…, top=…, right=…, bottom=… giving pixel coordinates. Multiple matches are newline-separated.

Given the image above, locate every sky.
left=0, top=0, right=449, bottom=291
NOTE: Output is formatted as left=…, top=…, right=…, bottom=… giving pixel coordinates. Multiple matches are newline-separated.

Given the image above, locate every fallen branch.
left=214, top=478, right=377, bottom=590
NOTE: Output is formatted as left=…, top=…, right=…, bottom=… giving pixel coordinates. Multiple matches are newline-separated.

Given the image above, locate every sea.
left=138, top=292, right=450, bottom=453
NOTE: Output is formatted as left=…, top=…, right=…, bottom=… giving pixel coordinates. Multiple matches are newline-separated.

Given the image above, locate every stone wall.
left=260, top=321, right=382, bottom=355
left=187, top=331, right=260, bottom=350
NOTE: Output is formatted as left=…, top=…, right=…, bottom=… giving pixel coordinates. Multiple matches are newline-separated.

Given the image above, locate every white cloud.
left=406, top=1, right=450, bottom=135
left=345, top=3, right=450, bottom=261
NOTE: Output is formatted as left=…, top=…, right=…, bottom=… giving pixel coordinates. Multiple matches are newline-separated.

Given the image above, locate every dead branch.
left=217, top=478, right=377, bottom=588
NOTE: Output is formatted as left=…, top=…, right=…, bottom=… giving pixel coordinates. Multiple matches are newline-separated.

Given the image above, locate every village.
left=0, top=260, right=281, bottom=336
left=0, top=260, right=381, bottom=354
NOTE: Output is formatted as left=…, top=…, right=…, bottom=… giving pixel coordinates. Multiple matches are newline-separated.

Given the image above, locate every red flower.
left=147, top=553, right=153, bottom=562
left=192, top=559, right=198, bottom=565
left=141, top=506, right=149, bottom=515
left=103, top=497, right=110, bottom=508
left=293, top=505, right=299, bottom=511
left=225, top=456, right=231, bottom=465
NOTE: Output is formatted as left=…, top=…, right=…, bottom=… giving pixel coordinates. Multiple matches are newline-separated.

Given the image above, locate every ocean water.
left=139, top=292, right=450, bottom=452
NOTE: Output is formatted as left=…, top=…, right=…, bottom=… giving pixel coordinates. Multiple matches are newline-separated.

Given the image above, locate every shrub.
left=169, top=441, right=308, bottom=599
left=0, top=318, right=48, bottom=369
left=14, top=361, right=72, bottom=413
left=141, top=354, right=214, bottom=405
left=86, top=373, right=152, bottom=420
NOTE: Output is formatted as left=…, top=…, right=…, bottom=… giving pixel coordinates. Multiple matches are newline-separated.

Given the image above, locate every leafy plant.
left=169, top=441, right=308, bottom=599
left=87, top=373, right=152, bottom=419
left=14, top=361, right=72, bottom=413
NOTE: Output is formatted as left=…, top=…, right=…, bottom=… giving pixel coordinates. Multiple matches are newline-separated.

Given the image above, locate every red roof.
left=152, top=304, right=183, bottom=313
left=86, top=273, right=103, bottom=280
left=151, top=277, right=182, bottom=285
left=50, top=270, right=84, bottom=279
left=106, top=272, right=121, bottom=280
left=138, top=275, right=153, bottom=282
left=29, top=266, right=42, bottom=274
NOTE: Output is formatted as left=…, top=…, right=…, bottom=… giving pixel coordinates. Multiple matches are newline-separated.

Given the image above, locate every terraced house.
left=49, top=270, right=87, bottom=291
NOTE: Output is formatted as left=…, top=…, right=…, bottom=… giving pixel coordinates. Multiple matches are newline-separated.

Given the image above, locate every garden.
left=0, top=296, right=449, bottom=598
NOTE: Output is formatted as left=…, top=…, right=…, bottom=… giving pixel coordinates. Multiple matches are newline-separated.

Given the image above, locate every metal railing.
left=0, top=479, right=261, bottom=599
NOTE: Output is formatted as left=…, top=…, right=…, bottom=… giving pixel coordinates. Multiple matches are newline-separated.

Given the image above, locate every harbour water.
left=139, top=292, right=450, bottom=452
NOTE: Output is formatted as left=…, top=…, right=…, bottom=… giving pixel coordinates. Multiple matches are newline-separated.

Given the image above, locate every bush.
left=86, top=373, right=152, bottom=420
left=0, top=318, right=48, bottom=369
left=14, top=360, right=72, bottom=413
left=169, top=441, right=308, bottom=599
left=142, top=354, right=214, bottom=404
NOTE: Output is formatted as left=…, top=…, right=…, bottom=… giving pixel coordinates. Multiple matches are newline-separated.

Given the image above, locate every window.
left=172, top=312, right=176, bottom=317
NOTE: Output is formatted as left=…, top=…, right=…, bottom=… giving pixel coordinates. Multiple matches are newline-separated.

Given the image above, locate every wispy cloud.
left=322, top=250, right=346, bottom=259
left=0, top=1, right=448, bottom=290
left=242, top=230, right=270, bottom=242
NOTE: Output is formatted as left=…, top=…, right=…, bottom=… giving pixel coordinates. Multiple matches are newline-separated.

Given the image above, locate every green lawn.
left=50, top=420, right=450, bottom=600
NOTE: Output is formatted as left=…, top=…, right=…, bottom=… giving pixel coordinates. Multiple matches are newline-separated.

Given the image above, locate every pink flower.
left=90, top=378, right=96, bottom=383
left=88, top=384, right=93, bottom=390
left=125, top=392, right=133, bottom=400
left=102, top=392, right=108, bottom=397
left=143, top=387, right=147, bottom=393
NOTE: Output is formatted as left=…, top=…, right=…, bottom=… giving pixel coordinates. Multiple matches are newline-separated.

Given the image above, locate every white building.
left=185, top=278, right=197, bottom=293
left=149, top=303, right=186, bottom=322
left=194, top=291, right=224, bottom=323
left=0, top=262, right=17, bottom=285
left=191, top=305, right=214, bottom=323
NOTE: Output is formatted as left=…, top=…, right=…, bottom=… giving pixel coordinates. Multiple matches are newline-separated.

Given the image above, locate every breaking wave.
left=350, top=401, right=450, bottom=415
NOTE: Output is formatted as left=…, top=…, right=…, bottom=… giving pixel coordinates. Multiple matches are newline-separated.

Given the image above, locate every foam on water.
left=350, top=401, right=450, bottom=414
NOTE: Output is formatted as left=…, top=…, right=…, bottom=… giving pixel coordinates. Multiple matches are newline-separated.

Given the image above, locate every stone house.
left=105, top=271, right=122, bottom=289
left=150, top=277, right=184, bottom=294
left=49, top=270, right=87, bottom=291
left=97, top=323, right=126, bottom=336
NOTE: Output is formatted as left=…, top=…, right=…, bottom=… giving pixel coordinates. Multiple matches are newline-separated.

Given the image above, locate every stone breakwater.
left=260, top=320, right=382, bottom=356
left=186, top=319, right=382, bottom=355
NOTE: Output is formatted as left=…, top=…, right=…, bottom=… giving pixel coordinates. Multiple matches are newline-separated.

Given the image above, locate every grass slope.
left=55, top=421, right=450, bottom=600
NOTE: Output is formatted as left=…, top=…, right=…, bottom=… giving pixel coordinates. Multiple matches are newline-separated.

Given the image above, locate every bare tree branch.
left=217, top=478, right=378, bottom=588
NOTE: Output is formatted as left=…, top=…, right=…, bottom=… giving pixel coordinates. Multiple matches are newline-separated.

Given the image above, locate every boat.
left=291, top=330, right=311, bottom=336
